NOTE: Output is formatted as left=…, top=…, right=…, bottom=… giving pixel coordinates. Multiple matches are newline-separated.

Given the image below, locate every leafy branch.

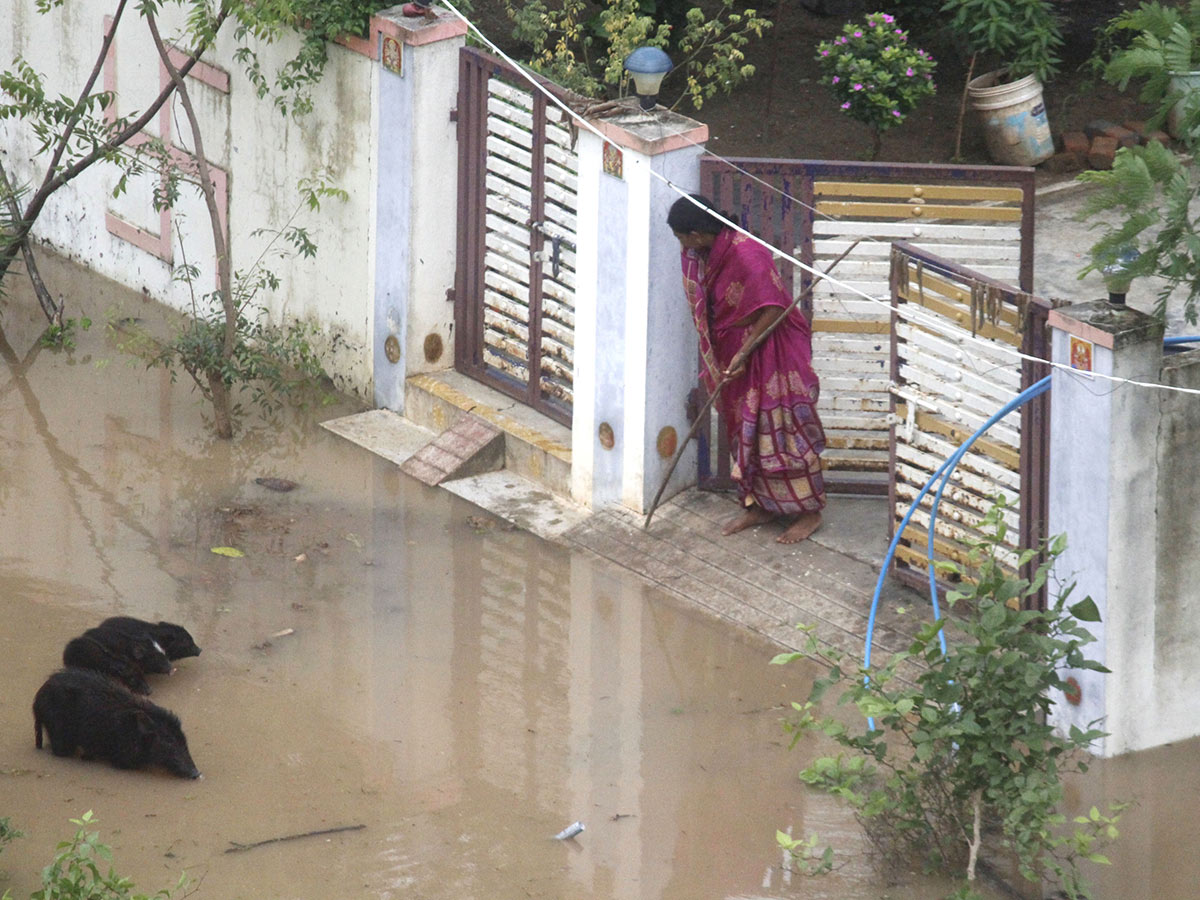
left=501, top=0, right=770, bottom=111
left=772, top=498, right=1123, bottom=899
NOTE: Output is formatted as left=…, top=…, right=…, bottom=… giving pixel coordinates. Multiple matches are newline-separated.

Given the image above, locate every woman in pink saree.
left=667, top=194, right=826, bottom=543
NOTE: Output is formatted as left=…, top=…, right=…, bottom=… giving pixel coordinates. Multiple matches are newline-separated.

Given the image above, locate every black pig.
left=99, top=616, right=202, bottom=660
left=63, top=624, right=172, bottom=694
left=33, top=668, right=201, bottom=779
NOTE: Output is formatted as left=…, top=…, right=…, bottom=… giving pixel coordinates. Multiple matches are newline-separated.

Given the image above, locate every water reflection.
left=1065, top=734, right=1200, bottom=900
left=0, top=253, right=998, bottom=900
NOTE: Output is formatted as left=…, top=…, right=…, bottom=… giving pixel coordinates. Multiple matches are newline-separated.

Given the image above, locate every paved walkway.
left=564, top=488, right=924, bottom=665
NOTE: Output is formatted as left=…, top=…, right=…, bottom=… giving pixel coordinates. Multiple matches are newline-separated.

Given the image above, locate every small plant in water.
left=1, top=811, right=184, bottom=900
left=772, top=499, right=1123, bottom=899
left=0, top=816, right=22, bottom=888
left=38, top=316, right=91, bottom=350
left=814, top=12, right=936, bottom=160
left=114, top=175, right=342, bottom=438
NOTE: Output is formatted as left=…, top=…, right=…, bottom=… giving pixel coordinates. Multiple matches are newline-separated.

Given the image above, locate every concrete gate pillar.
left=570, top=105, right=709, bottom=511
left=1046, top=301, right=1163, bottom=756
left=368, top=9, right=467, bottom=412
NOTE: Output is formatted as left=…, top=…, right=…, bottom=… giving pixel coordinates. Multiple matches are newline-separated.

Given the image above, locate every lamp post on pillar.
left=623, top=47, right=673, bottom=110
left=1101, top=244, right=1141, bottom=305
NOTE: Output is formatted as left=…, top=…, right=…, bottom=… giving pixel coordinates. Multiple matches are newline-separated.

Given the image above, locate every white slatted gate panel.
left=806, top=180, right=1026, bottom=490
left=483, top=77, right=579, bottom=414
left=888, top=249, right=1029, bottom=580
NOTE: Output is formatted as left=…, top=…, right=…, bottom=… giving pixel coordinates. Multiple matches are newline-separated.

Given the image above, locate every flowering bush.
left=815, top=12, right=936, bottom=158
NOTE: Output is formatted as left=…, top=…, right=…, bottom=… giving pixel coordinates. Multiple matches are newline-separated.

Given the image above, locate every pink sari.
left=680, top=229, right=826, bottom=514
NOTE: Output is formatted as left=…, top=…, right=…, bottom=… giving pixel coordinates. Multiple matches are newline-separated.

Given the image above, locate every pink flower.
left=820, top=49, right=829, bottom=56
left=882, top=13, right=894, bottom=22
left=841, top=101, right=851, bottom=109
left=892, top=110, right=901, bottom=117
left=853, top=83, right=863, bottom=91
left=906, top=67, right=914, bottom=76
left=831, top=76, right=840, bottom=83
left=853, top=30, right=863, bottom=37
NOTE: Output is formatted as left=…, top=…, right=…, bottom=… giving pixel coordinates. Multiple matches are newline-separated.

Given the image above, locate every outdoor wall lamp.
left=623, top=46, right=673, bottom=110
left=1101, top=244, right=1141, bottom=305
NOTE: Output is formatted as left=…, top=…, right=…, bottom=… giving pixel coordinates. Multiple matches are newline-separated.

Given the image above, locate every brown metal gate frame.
left=454, top=46, right=576, bottom=426
left=888, top=241, right=1056, bottom=608
left=693, top=157, right=1036, bottom=495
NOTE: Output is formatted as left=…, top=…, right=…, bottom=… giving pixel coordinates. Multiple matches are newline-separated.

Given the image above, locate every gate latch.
left=550, top=235, right=563, bottom=278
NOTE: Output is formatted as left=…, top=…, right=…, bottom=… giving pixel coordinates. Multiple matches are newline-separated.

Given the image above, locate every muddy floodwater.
left=2, top=256, right=1197, bottom=900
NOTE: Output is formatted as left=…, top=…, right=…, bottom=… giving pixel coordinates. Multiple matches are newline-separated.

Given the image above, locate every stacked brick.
left=1043, top=120, right=1172, bottom=173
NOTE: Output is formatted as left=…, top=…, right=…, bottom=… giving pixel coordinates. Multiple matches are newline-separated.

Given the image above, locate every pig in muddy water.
left=99, top=616, right=202, bottom=660
left=62, top=623, right=173, bottom=693
left=33, top=668, right=202, bottom=779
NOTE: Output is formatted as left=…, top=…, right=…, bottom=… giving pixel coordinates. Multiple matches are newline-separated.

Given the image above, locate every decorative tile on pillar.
left=382, top=35, right=403, bottom=74
left=1069, top=335, right=1093, bottom=374
left=602, top=142, right=623, bottom=179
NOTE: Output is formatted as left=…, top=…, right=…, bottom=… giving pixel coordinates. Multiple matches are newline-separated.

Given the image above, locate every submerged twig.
left=224, top=823, right=366, bottom=853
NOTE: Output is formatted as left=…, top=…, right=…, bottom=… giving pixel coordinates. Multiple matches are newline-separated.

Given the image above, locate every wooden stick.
left=225, top=823, right=366, bottom=853
left=642, top=239, right=863, bottom=530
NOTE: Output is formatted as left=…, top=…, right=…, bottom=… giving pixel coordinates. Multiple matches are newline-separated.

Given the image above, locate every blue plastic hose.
left=862, top=376, right=1051, bottom=729
left=861, top=335, right=1200, bottom=730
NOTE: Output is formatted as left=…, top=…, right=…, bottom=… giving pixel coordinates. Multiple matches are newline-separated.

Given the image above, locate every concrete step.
left=319, top=408, right=435, bottom=466
left=399, top=413, right=504, bottom=486
left=404, top=371, right=572, bottom=500
left=319, top=404, right=587, bottom=541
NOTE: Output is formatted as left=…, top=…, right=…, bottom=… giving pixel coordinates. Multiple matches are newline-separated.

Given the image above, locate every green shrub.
left=773, top=500, right=1122, bottom=899
left=940, top=0, right=1064, bottom=83
left=815, top=12, right=937, bottom=160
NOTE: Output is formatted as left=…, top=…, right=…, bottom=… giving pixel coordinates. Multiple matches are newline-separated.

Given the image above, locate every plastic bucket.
left=967, top=70, right=1054, bottom=166
left=1167, top=71, right=1200, bottom=138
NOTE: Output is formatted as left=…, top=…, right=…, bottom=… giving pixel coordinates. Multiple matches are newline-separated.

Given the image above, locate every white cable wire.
left=435, top=0, right=1200, bottom=400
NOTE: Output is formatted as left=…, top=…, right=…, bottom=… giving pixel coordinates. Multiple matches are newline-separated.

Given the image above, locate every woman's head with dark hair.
left=667, top=194, right=726, bottom=237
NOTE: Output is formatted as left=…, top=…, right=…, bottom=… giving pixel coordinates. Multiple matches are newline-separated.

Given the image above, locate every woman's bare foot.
left=722, top=505, right=776, bottom=536
left=777, top=511, right=822, bottom=544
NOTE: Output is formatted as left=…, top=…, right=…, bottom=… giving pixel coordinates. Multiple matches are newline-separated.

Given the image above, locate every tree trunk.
left=955, top=54, right=977, bottom=162
left=966, top=788, right=982, bottom=883
left=206, top=371, right=234, bottom=440
left=149, top=12, right=236, bottom=439
left=0, top=158, right=61, bottom=325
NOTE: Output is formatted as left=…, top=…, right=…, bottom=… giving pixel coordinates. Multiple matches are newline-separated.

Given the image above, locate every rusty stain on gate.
left=455, top=47, right=579, bottom=426
left=889, top=241, right=1058, bottom=607
left=695, top=158, right=1036, bottom=495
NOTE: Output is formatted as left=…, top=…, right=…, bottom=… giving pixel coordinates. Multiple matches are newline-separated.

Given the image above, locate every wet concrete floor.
left=1, top=253, right=1196, bottom=899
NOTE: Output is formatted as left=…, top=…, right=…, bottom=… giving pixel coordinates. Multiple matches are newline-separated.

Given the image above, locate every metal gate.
left=455, top=47, right=580, bottom=426
left=695, top=159, right=1035, bottom=494
left=888, top=241, right=1056, bottom=599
